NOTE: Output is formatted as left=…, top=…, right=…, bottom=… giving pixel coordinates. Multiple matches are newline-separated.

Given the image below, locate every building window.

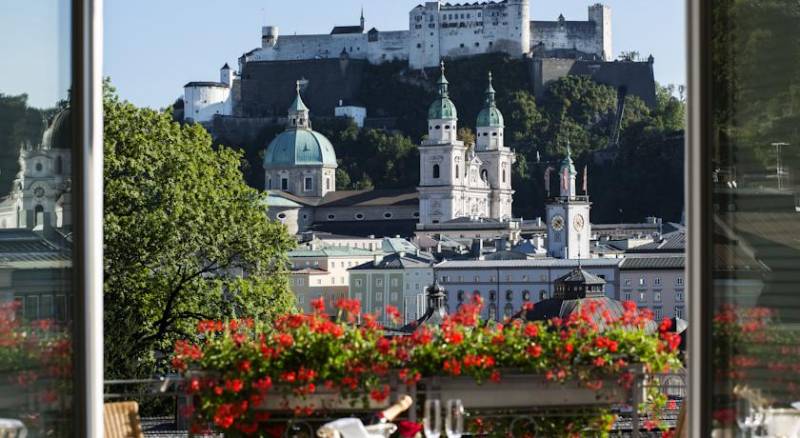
left=654, top=291, right=662, bottom=302
left=441, top=276, right=449, bottom=283
left=625, top=279, right=632, bottom=286
left=489, top=290, right=497, bottom=301
left=455, top=165, right=459, bottom=178
left=639, top=291, right=647, bottom=302
left=674, top=306, right=684, bottom=319
left=522, top=290, right=531, bottom=301
left=624, top=291, right=632, bottom=301
left=504, top=303, right=514, bottom=317
left=654, top=307, right=663, bottom=320
left=655, top=277, right=662, bottom=286
left=355, top=279, right=363, bottom=287
left=505, top=290, right=513, bottom=301
left=281, top=178, right=289, bottom=190
left=327, top=214, right=336, bottom=220
left=676, top=291, right=684, bottom=302
left=304, top=177, right=313, bottom=192
left=433, top=164, right=440, bottom=179
left=391, top=278, right=399, bottom=287
left=326, top=178, right=331, bottom=190
left=376, top=278, right=384, bottom=287
left=540, top=290, right=547, bottom=301
left=502, top=169, right=506, bottom=183
left=676, top=277, right=684, bottom=286
left=639, top=277, right=646, bottom=286
left=355, top=213, right=365, bottom=220
left=457, top=290, right=465, bottom=301
left=383, top=212, right=393, bottom=219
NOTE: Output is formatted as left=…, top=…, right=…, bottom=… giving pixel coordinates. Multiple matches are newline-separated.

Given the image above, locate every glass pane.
left=0, top=1, right=75, bottom=436
left=708, top=1, right=800, bottom=435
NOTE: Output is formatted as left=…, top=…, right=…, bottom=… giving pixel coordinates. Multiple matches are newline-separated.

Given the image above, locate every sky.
left=1, top=1, right=686, bottom=109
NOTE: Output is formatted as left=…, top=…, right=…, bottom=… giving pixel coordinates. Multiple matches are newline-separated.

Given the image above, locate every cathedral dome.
left=263, top=129, right=337, bottom=168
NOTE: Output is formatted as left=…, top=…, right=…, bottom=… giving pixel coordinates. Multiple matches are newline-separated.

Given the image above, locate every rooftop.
left=288, top=246, right=377, bottom=258
left=436, top=258, right=622, bottom=269
left=620, top=256, right=685, bottom=270
left=350, top=252, right=433, bottom=271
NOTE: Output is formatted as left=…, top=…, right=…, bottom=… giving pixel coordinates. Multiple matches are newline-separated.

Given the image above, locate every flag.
left=583, top=165, right=588, bottom=194
left=543, top=167, right=552, bottom=196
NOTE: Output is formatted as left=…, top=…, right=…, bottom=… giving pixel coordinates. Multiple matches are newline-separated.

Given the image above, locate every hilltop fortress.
left=183, top=1, right=654, bottom=134
left=249, top=1, right=611, bottom=69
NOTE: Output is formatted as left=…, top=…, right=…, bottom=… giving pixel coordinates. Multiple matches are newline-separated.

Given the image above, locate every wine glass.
left=445, top=399, right=464, bottom=438
left=737, top=395, right=758, bottom=437
left=424, top=399, right=441, bottom=438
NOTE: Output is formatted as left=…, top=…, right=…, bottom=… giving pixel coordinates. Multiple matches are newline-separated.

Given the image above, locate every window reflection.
left=709, top=0, right=800, bottom=434
left=0, top=1, right=74, bottom=436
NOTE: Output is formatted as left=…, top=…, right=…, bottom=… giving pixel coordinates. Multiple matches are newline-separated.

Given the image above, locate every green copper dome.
left=264, top=129, right=337, bottom=168
left=477, top=72, right=504, bottom=128
left=428, top=62, right=458, bottom=120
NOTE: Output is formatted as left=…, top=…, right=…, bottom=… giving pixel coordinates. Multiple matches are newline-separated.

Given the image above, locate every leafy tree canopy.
left=103, top=82, right=296, bottom=378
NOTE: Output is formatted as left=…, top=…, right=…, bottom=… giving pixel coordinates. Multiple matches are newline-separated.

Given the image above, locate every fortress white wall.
left=184, top=86, right=231, bottom=123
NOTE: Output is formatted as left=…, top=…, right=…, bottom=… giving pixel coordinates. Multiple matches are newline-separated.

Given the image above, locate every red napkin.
left=397, top=420, right=423, bottom=438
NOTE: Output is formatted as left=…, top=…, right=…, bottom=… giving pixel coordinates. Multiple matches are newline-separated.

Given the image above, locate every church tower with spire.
left=545, top=145, right=591, bottom=259
left=418, top=62, right=491, bottom=224
left=475, top=72, right=516, bottom=220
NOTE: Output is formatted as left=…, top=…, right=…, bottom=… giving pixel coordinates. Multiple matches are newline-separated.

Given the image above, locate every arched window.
left=455, top=165, right=459, bottom=178
left=504, top=303, right=514, bottom=317
left=505, top=290, right=514, bottom=301
left=502, top=168, right=506, bottom=183
left=34, top=205, right=44, bottom=227
left=489, top=290, right=497, bottom=301
left=433, top=164, right=440, bottom=179
left=326, top=178, right=331, bottom=190
left=540, top=290, right=547, bottom=301
left=488, top=304, right=498, bottom=320
left=522, top=290, right=531, bottom=301
left=481, top=169, right=488, bottom=181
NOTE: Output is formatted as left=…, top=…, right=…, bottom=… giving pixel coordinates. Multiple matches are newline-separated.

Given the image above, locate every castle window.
left=433, top=164, right=440, bottom=179
left=475, top=42, right=480, bottom=47
left=492, top=132, right=497, bottom=136
left=281, top=178, right=288, bottom=190
left=304, top=177, right=313, bottom=191
left=444, top=125, right=450, bottom=130
left=327, top=214, right=336, bottom=221
left=277, top=213, right=287, bottom=220
left=383, top=212, right=393, bottom=219
left=355, top=213, right=365, bottom=220
left=435, top=125, right=440, bottom=129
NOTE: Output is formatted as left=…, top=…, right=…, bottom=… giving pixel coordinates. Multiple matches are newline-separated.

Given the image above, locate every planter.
left=257, top=387, right=401, bottom=412
left=421, top=372, right=634, bottom=409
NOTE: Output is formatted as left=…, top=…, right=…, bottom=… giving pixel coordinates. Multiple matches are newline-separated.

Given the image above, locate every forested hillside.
left=220, top=54, right=686, bottom=223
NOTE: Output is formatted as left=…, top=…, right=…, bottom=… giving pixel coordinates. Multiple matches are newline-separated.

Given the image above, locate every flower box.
left=421, top=372, right=634, bottom=409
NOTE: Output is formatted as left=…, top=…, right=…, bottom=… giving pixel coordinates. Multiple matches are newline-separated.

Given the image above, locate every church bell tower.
left=546, top=145, right=591, bottom=259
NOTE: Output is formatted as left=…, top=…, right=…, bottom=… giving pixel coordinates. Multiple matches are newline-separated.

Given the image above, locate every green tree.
left=103, top=85, right=296, bottom=378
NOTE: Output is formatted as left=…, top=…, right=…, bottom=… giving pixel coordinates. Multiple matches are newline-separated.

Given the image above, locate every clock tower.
left=546, top=145, right=591, bottom=259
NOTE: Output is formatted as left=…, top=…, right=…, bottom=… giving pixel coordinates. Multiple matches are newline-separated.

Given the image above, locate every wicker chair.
left=104, top=401, right=144, bottom=438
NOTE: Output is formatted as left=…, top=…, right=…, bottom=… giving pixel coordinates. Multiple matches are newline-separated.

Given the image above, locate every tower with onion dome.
left=475, top=72, right=516, bottom=221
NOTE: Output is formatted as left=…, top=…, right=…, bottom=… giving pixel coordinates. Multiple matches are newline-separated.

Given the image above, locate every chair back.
left=104, top=401, right=145, bottom=438
left=0, top=419, right=27, bottom=438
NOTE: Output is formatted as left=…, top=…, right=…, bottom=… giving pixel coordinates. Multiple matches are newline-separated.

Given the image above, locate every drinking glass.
left=736, top=395, right=758, bottom=437
left=424, top=399, right=441, bottom=438
left=445, top=399, right=464, bottom=438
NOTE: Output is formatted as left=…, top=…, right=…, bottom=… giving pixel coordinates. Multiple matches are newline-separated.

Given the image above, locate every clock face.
left=33, top=187, right=45, bottom=198
left=551, top=215, right=565, bottom=231
left=573, top=214, right=585, bottom=231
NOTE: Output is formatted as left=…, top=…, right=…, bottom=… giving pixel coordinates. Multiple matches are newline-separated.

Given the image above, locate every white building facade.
left=183, top=64, right=235, bottom=124
left=435, top=258, right=622, bottom=321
